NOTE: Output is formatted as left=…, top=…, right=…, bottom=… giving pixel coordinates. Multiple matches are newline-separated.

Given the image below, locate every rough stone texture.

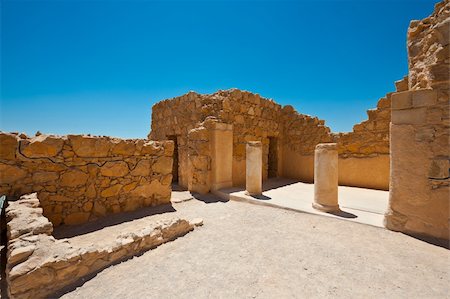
left=0, top=132, right=174, bottom=226
left=407, top=1, right=450, bottom=91
left=150, top=88, right=391, bottom=190
left=334, top=90, right=394, bottom=190
left=6, top=193, right=195, bottom=299
left=385, top=1, right=450, bottom=241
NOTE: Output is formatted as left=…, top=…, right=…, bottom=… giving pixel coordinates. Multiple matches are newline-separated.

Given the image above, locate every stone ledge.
left=6, top=193, right=197, bottom=299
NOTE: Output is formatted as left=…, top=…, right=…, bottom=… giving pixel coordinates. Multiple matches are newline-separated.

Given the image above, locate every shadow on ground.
left=53, top=204, right=177, bottom=239
left=328, top=210, right=358, bottom=219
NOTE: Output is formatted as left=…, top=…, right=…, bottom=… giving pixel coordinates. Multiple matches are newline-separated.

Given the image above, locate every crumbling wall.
left=6, top=193, right=194, bottom=299
left=150, top=88, right=395, bottom=190
left=385, top=0, right=449, bottom=241
left=150, top=89, right=283, bottom=187
left=0, top=132, right=173, bottom=226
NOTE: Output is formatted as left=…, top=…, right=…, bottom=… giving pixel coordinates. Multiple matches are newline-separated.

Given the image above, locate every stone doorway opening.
left=167, top=135, right=179, bottom=183
left=268, top=137, right=278, bottom=178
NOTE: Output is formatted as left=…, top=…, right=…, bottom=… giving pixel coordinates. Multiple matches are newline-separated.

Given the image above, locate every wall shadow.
left=53, top=204, right=176, bottom=239
left=192, top=192, right=228, bottom=204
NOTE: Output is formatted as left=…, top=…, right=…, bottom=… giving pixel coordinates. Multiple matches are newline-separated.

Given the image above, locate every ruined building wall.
left=385, top=0, right=449, bottom=241
left=0, top=132, right=173, bottom=226
left=279, top=105, right=333, bottom=182
left=150, top=88, right=394, bottom=191
left=150, top=89, right=284, bottom=188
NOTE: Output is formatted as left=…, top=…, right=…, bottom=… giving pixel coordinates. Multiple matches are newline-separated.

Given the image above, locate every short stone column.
left=313, top=143, right=339, bottom=212
left=245, top=141, right=262, bottom=196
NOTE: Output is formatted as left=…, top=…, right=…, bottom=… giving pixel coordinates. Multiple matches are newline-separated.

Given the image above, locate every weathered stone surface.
left=130, top=160, right=152, bottom=176
left=6, top=194, right=196, bottom=298
left=152, top=156, right=173, bottom=174
left=100, top=161, right=129, bottom=177
left=0, top=132, right=19, bottom=160
left=0, top=163, right=27, bottom=184
left=60, top=170, right=89, bottom=187
left=100, top=184, right=123, bottom=197
left=69, top=135, right=111, bottom=157
left=21, top=135, right=64, bottom=158
left=32, top=171, right=59, bottom=183
left=111, top=140, right=136, bottom=156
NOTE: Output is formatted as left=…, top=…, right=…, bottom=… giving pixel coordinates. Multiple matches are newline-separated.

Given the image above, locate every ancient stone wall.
left=0, top=132, right=173, bottom=226
left=150, top=90, right=281, bottom=187
left=6, top=193, right=194, bottom=299
left=385, top=1, right=449, bottom=241
left=150, top=88, right=396, bottom=190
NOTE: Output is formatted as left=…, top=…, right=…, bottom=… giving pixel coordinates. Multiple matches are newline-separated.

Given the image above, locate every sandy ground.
left=60, top=196, right=449, bottom=299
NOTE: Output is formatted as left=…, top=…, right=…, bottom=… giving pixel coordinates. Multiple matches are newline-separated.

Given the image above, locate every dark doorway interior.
left=167, top=136, right=179, bottom=183
left=268, top=137, right=278, bottom=178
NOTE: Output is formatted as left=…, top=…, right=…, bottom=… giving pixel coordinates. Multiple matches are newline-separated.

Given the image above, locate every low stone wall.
left=0, top=132, right=173, bottom=226
left=6, top=193, right=195, bottom=299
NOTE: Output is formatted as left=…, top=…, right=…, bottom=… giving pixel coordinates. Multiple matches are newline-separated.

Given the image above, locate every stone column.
left=245, top=141, right=262, bottom=196
left=313, top=143, right=339, bottom=212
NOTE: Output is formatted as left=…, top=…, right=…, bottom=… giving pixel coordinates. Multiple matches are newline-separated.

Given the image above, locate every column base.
left=312, top=202, right=340, bottom=213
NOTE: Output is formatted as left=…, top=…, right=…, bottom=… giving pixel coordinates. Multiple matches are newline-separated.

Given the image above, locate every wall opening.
left=268, top=137, right=278, bottom=178
left=167, top=135, right=179, bottom=183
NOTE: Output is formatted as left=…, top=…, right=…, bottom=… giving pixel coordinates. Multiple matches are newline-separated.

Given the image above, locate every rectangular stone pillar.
left=210, top=122, right=233, bottom=191
left=245, top=141, right=262, bottom=196
left=313, top=143, right=339, bottom=212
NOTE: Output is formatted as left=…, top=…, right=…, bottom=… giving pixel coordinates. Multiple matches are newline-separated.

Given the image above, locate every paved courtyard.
left=60, top=193, right=449, bottom=299
left=216, top=178, right=389, bottom=227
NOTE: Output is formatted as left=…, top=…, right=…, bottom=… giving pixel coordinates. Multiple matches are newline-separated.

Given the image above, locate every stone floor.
left=61, top=194, right=449, bottom=299
left=216, top=178, right=389, bottom=227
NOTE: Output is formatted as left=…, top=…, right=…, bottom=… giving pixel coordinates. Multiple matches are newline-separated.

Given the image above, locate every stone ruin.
left=0, top=1, right=448, bottom=298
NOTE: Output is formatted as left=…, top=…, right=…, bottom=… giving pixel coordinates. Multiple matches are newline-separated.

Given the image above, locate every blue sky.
left=1, top=0, right=438, bottom=138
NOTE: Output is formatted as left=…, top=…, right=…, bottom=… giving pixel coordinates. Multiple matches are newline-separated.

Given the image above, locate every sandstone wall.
left=279, top=105, right=332, bottom=182
left=150, top=88, right=395, bottom=190
left=6, top=193, right=194, bottom=299
left=385, top=1, right=449, bottom=241
left=0, top=132, right=173, bottom=226
left=150, top=89, right=284, bottom=187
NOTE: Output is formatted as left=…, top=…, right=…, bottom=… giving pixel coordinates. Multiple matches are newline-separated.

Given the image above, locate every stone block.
left=130, top=160, right=152, bottom=176
left=428, top=159, right=449, bottom=179
left=0, top=133, right=19, bottom=160
left=391, top=108, right=427, bottom=124
left=21, top=135, right=64, bottom=158
left=60, top=170, right=89, bottom=187
left=0, top=163, right=27, bottom=184
left=412, top=89, right=437, bottom=107
left=100, top=184, right=123, bottom=197
left=100, top=161, right=129, bottom=177
left=391, top=91, right=412, bottom=109
left=152, top=156, right=173, bottom=174
left=69, top=135, right=111, bottom=157
left=111, top=140, right=136, bottom=156
left=32, top=171, right=59, bottom=184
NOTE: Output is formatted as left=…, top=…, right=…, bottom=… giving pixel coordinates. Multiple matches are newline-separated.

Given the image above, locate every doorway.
left=268, top=137, right=278, bottom=178
left=167, top=135, right=179, bottom=183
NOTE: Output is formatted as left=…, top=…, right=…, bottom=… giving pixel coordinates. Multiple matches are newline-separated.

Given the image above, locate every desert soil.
left=60, top=194, right=449, bottom=299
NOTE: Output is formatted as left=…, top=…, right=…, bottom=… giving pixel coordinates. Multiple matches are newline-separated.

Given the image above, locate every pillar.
left=245, top=141, right=262, bottom=196
left=313, top=143, right=339, bottom=212
left=210, top=122, right=233, bottom=191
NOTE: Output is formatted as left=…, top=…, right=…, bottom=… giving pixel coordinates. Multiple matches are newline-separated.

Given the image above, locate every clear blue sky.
left=1, top=0, right=438, bottom=138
